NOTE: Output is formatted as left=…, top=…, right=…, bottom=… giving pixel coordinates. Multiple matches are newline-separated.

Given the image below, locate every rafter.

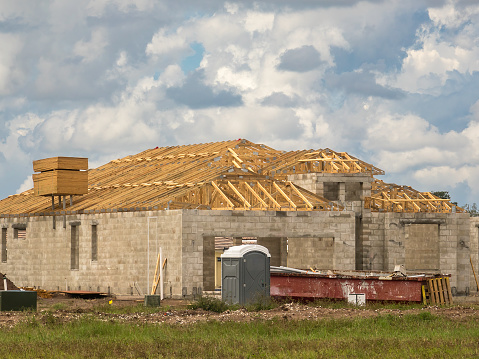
left=365, top=179, right=464, bottom=213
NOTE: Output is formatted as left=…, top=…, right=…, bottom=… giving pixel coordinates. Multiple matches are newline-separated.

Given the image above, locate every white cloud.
left=146, top=28, right=188, bottom=56
left=243, top=11, right=275, bottom=33
left=86, top=0, right=156, bottom=16
left=0, top=33, right=25, bottom=95
left=16, top=175, right=32, bottom=194
left=73, top=28, right=108, bottom=63
left=387, top=2, right=479, bottom=95
left=2, top=0, right=479, bottom=208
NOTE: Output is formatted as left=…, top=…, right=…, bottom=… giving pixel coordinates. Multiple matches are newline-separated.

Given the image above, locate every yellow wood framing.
left=287, top=181, right=313, bottom=209
left=244, top=182, right=268, bottom=209
left=256, top=181, right=281, bottom=209
left=365, top=179, right=464, bottom=213
left=273, top=182, right=297, bottom=209
left=227, top=181, right=251, bottom=209
left=0, top=139, right=460, bottom=215
left=211, top=181, right=234, bottom=209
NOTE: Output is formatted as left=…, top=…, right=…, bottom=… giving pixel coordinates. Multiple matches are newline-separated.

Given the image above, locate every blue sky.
left=1, top=0, right=479, bottom=206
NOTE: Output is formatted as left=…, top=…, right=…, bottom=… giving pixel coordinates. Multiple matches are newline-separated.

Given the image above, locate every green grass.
left=306, top=298, right=426, bottom=310
left=0, top=311, right=478, bottom=358
left=188, top=295, right=278, bottom=312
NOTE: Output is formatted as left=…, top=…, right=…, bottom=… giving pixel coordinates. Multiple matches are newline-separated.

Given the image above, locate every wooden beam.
left=287, top=181, right=313, bottom=209
left=228, top=148, right=243, bottom=163
left=273, top=182, right=297, bottom=209
left=227, top=181, right=251, bottom=209
left=211, top=181, right=234, bottom=209
left=256, top=181, right=281, bottom=209
left=244, top=182, right=268, bottom=209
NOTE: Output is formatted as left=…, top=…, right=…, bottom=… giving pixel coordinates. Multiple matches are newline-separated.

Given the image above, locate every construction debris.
left=0, top=273, right=18, bottom=291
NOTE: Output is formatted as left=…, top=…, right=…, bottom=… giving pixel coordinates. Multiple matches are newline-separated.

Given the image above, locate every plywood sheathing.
left=365, top=179, right=464, bottom=213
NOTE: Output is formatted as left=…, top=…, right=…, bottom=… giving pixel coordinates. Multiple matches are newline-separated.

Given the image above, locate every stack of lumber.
left=21, top=287, right=54, bottom=298
left=33, top=157, right=88, bottom=196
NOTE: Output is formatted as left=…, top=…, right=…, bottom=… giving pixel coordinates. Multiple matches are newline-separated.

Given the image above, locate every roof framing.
left=365, top=179, right=464, bottom=213
left=0, top=139, right=462, bottom=215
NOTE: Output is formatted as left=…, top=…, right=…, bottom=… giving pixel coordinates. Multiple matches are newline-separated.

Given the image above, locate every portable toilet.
left=221, top=244, right=271, bottom=305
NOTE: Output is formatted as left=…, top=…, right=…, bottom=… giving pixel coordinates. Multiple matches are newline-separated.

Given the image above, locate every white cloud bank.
left=1, top=0, right=479, bottom=206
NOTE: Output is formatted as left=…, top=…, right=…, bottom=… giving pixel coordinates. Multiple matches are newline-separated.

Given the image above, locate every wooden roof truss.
left=256, top=148, right=384, bottom=178
left=365, top=179, right=464, bottom=213
left=167, top=178, right=341, bottom=211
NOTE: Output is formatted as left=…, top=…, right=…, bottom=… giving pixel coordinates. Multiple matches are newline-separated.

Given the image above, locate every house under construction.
left=0, top=139, right=477, bottom=298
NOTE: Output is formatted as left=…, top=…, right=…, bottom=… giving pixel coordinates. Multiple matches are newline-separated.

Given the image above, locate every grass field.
left=1, top=303, right=478, bottom=358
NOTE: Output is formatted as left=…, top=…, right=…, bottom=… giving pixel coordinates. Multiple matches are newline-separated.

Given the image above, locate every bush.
left=244, top=294, right=277, bottom=312
left=188, top=296, right=229, bottom=313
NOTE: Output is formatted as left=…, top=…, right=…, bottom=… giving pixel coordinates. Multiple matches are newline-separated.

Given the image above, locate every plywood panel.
left=33, top=157, right=88, bottom=172
left=33, top=170, right=88, bottom=196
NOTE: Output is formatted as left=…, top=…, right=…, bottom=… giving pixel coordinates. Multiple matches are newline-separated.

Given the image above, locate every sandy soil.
left=0, top=292, right=478, bottom=328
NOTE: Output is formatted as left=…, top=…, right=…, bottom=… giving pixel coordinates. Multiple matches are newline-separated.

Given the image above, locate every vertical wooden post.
left=445, top=277, right=453, bottom=305
left=160, top=247, right=164, bottom=300
left=428, top=279, right=435, bottom=305
left=52, top=195, right=56, bottom=230
left=63, top=195, right=66, bottom=229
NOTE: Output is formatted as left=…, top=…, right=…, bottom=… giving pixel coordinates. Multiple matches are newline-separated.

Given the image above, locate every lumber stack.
left=33, top=157, right=88, bottom=196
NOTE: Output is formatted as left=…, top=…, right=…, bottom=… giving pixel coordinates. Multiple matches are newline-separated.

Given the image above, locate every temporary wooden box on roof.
left=33, top=157, right=88, bottom=172
left=33, top=156, right=89, bottom=196
left=33, top=170, right=88, bottom=196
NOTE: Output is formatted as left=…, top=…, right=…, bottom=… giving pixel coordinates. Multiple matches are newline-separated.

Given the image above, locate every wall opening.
left=355, top=217, right=363, bottom=270
left=205, top=236, right=286, bottom=291
left=405, top=224, right=439, bottom=271
left=13, top=228, right=26, bottom=240
left=288, top=237, right=334, bottom=270
left=345, top=182, right=362, bottom=201
left=71, top=225, right=79, bottom=270
left=1, top=228, right=6, bottom=263
left=323, top=182, right=339, bottom=201
left=91, top=225, right=98, bottom=262
left=203, top=236, right=216, bottom=291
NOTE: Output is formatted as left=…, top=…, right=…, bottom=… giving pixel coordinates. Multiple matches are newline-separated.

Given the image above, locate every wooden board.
left=33, top=157, right=88, bottom=172
left=33, top=170, right=88, bottom=196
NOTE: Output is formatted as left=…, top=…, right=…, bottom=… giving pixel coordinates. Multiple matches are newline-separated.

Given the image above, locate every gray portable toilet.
left=221, top=244, right=271, bottom=305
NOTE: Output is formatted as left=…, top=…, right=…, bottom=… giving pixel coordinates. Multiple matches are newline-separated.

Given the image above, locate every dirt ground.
left=0, top=292, right=478, bottom=328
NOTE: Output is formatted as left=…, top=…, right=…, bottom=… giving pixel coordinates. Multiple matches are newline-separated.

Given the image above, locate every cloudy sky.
left=1, top=0, right=479, bottom=206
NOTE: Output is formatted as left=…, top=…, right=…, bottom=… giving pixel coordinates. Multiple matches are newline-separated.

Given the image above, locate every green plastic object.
left=0, top=290, right=37, bottom=311
left=144, top=295, right=161, bottom=307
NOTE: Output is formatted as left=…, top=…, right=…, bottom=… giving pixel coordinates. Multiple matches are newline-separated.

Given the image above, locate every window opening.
left=91, top=225, right=98, bottom=262
left=1, top=228, right=6, bottom=263
left=14, top=228, right=26, bottom=240
left=71, top=226, right=79, bottom=270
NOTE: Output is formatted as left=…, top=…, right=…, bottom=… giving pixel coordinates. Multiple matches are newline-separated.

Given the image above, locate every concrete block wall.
left=360, top=211, right=386, bottom=271
left=288, top=237, right=334, bottom=269
left=287, top=173, right=373, bottom=216
left=181, top=209, right=356, bottom=297
left=362, top=212, right=472, bottom=293
left=468, top=217, right=479, bottom=294
left=0, top=210, right=184, bottom=297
